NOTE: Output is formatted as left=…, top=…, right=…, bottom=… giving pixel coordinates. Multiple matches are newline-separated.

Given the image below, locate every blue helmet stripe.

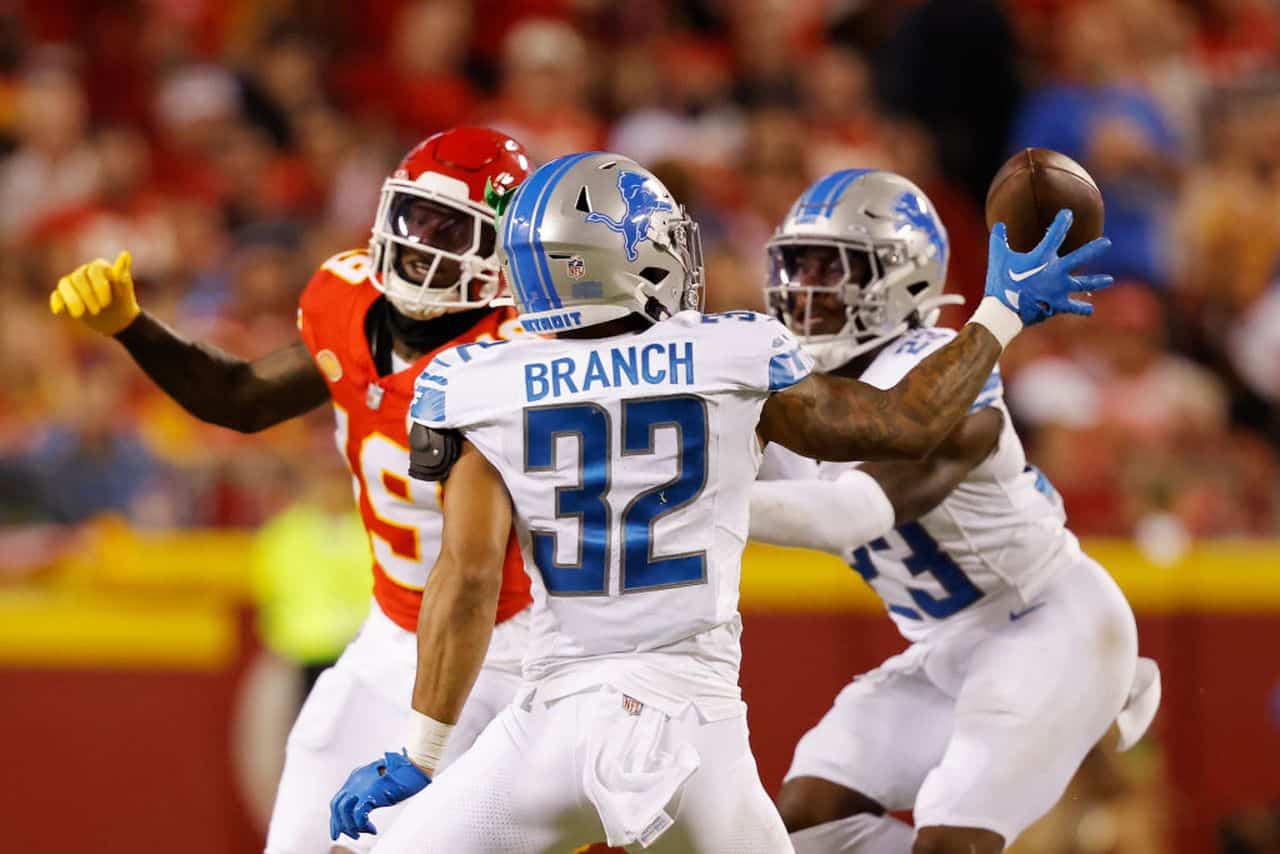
left=506, top=154, right=582, bottom=312
left=793, top=171, right=844, bottom=222
left=810, top=170, right=851, bottom=208
left=503, top=174, right=524, bottom=303
left=529, top=151, right=597, bottom=310
left=823, top=169, right=870, bottom=209
left=518, top=154, right=574, bottom=310
left=503, top=152, right=597, bottom=313
left=794, top=168, right=874, bottom=223
left=504, top=167, right=550, bottom=313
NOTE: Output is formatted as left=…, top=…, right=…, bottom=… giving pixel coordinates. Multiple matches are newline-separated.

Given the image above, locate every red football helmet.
left=369, top=127, right=532, bottom=319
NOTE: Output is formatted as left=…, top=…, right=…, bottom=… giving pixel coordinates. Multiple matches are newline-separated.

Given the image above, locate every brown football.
left=985, top=148, right=1104, bottom=254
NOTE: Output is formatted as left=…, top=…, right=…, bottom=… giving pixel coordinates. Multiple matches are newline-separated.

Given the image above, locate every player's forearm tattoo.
left=766, top=324, right=1002, bottom=461
left=114, top=312, right=330, bottom=433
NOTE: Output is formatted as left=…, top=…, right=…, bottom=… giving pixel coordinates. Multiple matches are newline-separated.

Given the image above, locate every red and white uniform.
left=298, top=248, right=531, bottom=630
left=265, top=249, right=532, bottom=854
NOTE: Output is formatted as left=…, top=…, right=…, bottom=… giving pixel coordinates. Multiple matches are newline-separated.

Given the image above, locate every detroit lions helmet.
left=497, top=152, right=703, bottom=333
left=764, top=169, right=961, bottom=371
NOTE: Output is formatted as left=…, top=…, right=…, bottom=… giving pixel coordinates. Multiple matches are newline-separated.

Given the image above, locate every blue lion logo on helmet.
left=894, top=192, right=947, bottom=264
left=585, top=170, right=674, bottom=262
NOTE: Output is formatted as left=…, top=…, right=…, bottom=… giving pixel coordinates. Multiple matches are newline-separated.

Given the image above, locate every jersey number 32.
left=524, top=395, right=707, bottom=596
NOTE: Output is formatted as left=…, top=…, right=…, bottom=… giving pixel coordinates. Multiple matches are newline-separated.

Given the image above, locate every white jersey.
left=411, top=309, right=814, bottom=717
left=760, top=326, right=1083, bottom=642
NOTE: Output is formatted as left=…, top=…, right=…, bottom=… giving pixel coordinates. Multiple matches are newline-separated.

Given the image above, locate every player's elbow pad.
left=749, top=470, right=896, bottom=557
left=408, top=423, right=462, bottom=481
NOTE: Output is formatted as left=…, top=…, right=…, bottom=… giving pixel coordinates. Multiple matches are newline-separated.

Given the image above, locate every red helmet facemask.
left=369, top=127, right=532, bottom=320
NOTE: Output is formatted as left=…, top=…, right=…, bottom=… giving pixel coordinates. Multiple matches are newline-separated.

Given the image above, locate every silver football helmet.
left=765, top=169, right=961, bottom=371
left=497, top=152, right=703, bottom=333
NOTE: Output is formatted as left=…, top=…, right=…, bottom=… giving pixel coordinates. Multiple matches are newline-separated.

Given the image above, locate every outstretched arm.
left=51, top=251, right=330, bottom=432
left=115, top=315, right=329, bottom=432
left=759, top=209, right=1111, bottom=462
left=759, top=324, right=1000, bottom=461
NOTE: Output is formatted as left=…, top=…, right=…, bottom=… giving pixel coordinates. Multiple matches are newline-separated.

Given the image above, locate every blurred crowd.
left=0, top=0, right=1277, bottom=541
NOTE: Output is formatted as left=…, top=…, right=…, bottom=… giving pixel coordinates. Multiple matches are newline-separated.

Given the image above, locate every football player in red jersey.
left=50, top=127, right=535, bottom=853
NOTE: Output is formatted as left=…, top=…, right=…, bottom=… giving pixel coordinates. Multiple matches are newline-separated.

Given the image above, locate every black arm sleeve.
left=113, top=312, right=330, bottom=433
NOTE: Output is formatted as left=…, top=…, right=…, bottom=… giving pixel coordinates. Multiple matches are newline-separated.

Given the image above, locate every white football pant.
left=264, top=603, right=528, bottom=854
left=786, top=556, right=1138, bottom=847
left=371, top=685, right=793, bottom=853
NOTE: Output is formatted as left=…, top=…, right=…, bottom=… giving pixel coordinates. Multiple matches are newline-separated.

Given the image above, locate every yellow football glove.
left=50, top=250, right=141, bottom=336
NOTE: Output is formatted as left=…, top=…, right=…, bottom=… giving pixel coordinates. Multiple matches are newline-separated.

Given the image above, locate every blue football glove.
left=986, top=209, right=1114, bottom=325
left=329, top=750, right=431, bottom=842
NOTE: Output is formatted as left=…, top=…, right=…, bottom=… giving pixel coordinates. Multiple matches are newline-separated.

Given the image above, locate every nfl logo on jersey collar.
left=366, top=383, right=385, bottom=411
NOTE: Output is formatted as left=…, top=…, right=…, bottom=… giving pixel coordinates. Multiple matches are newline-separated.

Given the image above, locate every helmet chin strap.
left=803, top=321, right=912, bottom=373
left=804, top=292, right=968, bottom=373
left=804, top=335, right=870, bottom=373
left=631, top=279, right=670, bottom=324
left=915, top=293, right=966, bottom=316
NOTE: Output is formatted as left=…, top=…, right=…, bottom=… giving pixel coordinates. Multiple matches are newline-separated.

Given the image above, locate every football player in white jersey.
left=325, top=153, right=1113, bottom=853
left=749, top=169, right=1157, bottom=854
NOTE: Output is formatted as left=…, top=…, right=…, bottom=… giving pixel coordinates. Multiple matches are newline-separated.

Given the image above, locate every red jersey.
left=297, top=249, right=532, bottom=632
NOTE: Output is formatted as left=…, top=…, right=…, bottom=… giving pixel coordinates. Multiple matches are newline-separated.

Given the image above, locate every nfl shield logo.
left=567, top=255, right=586, bottom=279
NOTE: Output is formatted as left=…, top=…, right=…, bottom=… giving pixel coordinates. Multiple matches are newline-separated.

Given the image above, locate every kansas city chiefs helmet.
left=369, top=127, right=532, bottom=320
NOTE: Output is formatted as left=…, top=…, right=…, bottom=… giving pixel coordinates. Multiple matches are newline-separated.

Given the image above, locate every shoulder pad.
left=407, top=423, right=462, bottom=481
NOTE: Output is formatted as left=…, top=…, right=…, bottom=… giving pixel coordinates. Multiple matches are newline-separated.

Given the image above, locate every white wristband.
left=404, top=710, right=454, bottom=775
left=966, top=296, right=1023, bottom=350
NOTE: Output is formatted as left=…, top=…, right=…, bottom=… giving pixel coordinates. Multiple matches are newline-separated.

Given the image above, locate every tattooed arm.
left=115, top=313, right=331, bottom=433
left=758, top=323, right=1002, bottom=461
left=760, top=208, right=1115, bottom=462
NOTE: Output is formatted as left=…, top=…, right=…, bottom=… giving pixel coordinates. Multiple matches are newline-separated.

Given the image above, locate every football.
left=985, top=148, right=1104, bottom=254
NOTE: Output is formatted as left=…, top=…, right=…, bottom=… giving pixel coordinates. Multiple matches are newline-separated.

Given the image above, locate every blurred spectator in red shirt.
left=1012, top=285, right=1227, bottom=444
left=801, top=47, right=890, bottom=180
left=476, top=17, right=604, bottom=162
left=1194, top=0, right=1279, bottom=81
left=608, top=37, right=744, bottom=177
left=1005, top=284, right=1280, bottom=536
left=149, top=63, right=242, bottom=204
left=0, top=59, right=99, bottom=244
left=334, top=0, right=478, bottom=143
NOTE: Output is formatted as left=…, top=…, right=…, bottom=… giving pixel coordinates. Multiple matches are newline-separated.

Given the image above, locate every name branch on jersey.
left=409, top=311, right=814, bottom=714
left=524, top=342, right=695, bottom=401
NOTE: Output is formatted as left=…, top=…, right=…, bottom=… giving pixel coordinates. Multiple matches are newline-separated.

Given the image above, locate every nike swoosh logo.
left=1008, top=262, right=1048, bottom=283
left=1009, top=602, right=1047, bottom=621
left=1003, top=289, right=1021, bottom=309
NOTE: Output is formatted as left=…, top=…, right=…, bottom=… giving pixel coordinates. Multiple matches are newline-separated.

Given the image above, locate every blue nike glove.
left=986, top=209, right=1114, bottom=325
left=329, top=750, right=431, bottom=842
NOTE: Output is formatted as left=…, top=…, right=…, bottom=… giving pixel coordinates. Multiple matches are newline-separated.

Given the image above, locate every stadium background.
left=0, top=0, right=1277, bottom=851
